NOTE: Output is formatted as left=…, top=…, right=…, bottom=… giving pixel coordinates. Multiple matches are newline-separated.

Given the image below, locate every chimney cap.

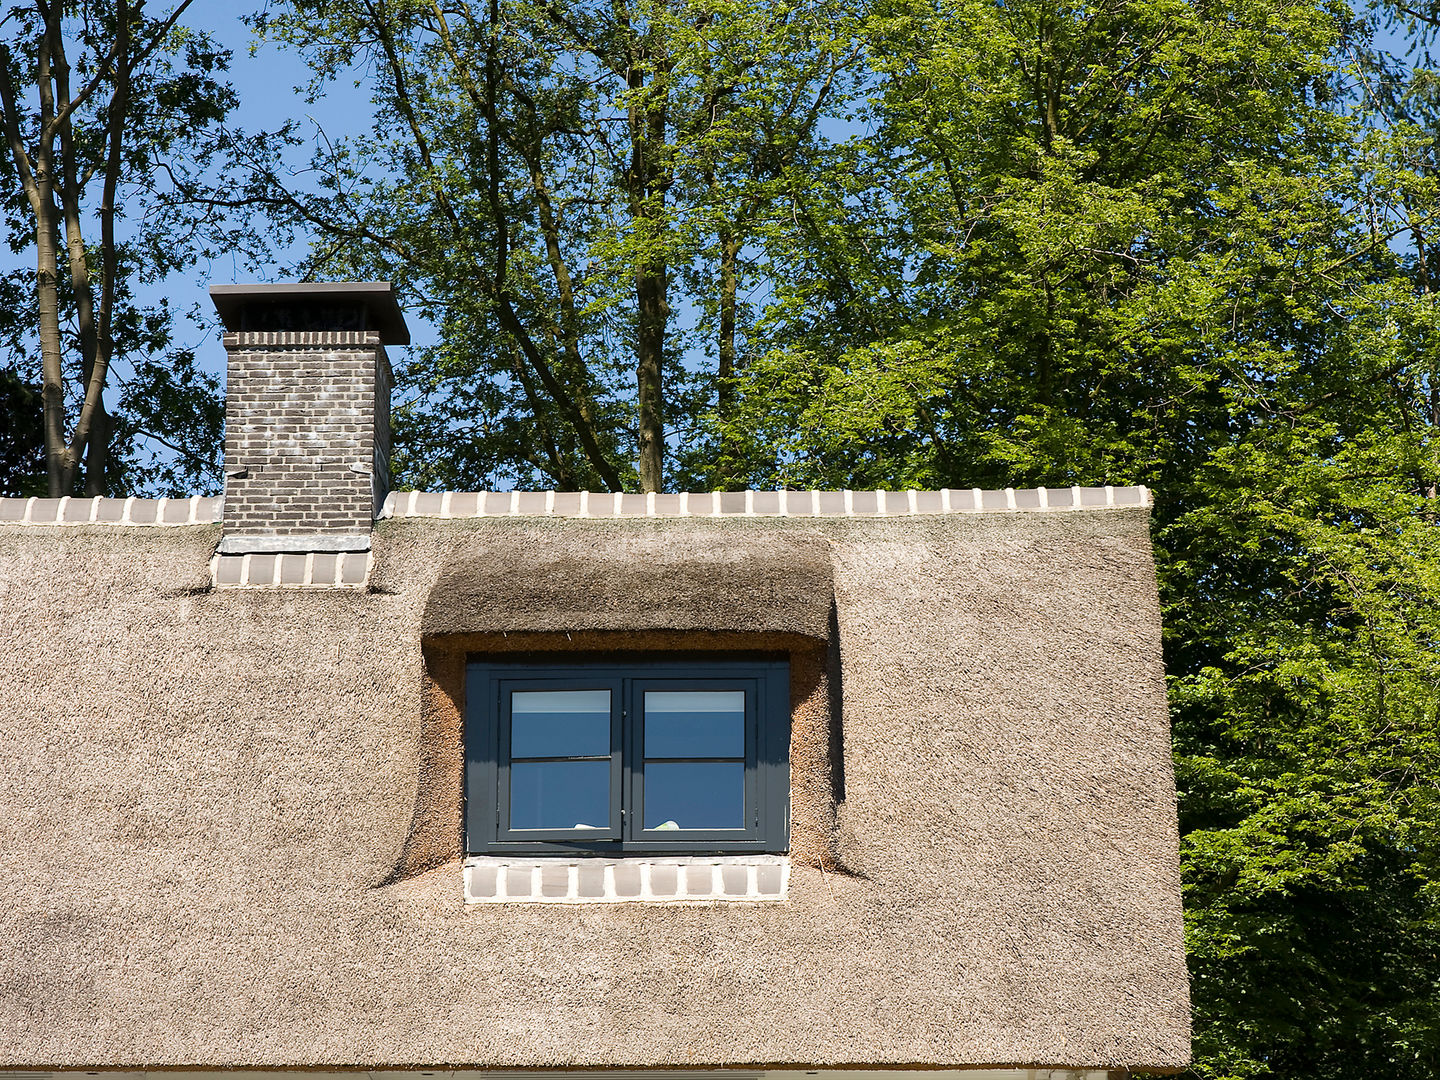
left=210, top=281, right=410, bottom=345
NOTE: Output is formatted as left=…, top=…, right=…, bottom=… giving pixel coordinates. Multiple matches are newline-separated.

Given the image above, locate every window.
left=465, top=659, right=789, bottom=854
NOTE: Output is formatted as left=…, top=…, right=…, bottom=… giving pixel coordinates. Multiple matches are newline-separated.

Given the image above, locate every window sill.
left=464, top=854, right=789, bottom=904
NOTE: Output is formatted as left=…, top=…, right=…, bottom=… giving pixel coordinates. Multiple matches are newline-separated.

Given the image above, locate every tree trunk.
left=33, top=11, right=69, bottom=495
left=636, top=260, right=666, bottom=492
left=629, top=41, right=669, bottom=493
left=37, top=202, right=66, bottom=495
left=713, top=224, right=739, bottom=485
left=56, top=4, right=105, bottom=497
left=82, top=402, right=109, bottom=495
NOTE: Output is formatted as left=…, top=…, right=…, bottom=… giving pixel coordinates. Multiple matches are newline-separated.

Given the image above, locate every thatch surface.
left=421, top=530, right=833, bottom=638
left=0, top=511, right=1187, bottom=1070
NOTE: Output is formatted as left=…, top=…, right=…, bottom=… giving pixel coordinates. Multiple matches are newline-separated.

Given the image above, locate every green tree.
left=0, top=364, right=44, bottom=495
left=249, top=0, right=866, bottom=491
left=0, top=0, right=238, bottom=496
left=707, top=0, right=1440, bottom=1076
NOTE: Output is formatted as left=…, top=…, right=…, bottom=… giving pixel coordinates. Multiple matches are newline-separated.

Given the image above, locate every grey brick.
left=312, top=553, right=338, bottom=584
left=161, top=498, right=192, bottom=524
left=447, top=492, right=481, bottom=516
left=651, top=493, right=681, bottom=515
left=913, top=490, right=943, bottom=514
left=0, top=499, right=26, bottom=521
left=63, top=498, right=95, bottom=522
left=94, top=499, right=128, bottom=522
left=483, top=491, right=511, bottom=516
left=781, top=490, right=814, bottom=515
left=541, top=864, right=570, bottom=897
left=751, top=491, right=780, bottom=515
left=1013, top=488, right=1042, bottom=509
left=721, top=866, right=749, bottom=895
left=220, top=334, right=386, bottom=544
left=30, top=498, right=62, bottom=523
left=1078, top=486, right=1109, bottom=506
left=719, top=491, right=746, bottom=515
left=877, top=490, right=906, bottom=515
left=577, top=863, right=605, bottom=898
left=685, top=492, right=717, bottom=516
left=684, top=865, right=713, bottom=895
left=816, top=491, right=846, bottom=515
left=339, top=553, right=367, bottom=585
left=551, top=492, right=582, bottom=516
left=515, top=491, right=548, bottom=515
left=850, top=490, right=878, bottom=515
left=757, top=864, right=783, bottom=895
left=619, top=493, right=647, bottom=516
left=649, top=865, right=677, bottom=896
left=249, top=554, right=276, bottom=585
left=588, top=492, right=617, bottom=517
left=981, top=489, right=1010, bottom=510
left=612, top=863, right=642, bottom=896
left=215, top=555, right=243, bottom=586
left=505, top=866, right=534, bottom=898
left=279, top=554, right=308, bottom=584
left=411, top=492, right=444, bottom=515
left=1047, top=486, right=1076, bottom=509
left=468, top=864, right=497, bottom=899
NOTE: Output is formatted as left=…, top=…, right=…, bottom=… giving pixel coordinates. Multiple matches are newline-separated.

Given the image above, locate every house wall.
left=0, top=507, right=1188, bottom=1071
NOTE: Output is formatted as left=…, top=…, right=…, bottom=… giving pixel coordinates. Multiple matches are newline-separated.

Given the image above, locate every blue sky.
left=167, top=11, right=434, bottom=381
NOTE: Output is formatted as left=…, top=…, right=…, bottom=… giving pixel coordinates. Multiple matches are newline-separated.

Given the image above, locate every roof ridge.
left=0, top=485, right=1152, bottom=527
left=377, top=485, right=1151, bottom=519
left=0, top=494, right=222, bottom=527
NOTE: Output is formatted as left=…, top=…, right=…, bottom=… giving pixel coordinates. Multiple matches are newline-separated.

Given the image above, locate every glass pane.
left=510, top=761, right=610, bottom=830
left=644, top=690, right=745, bottom=759
left=644, top=762, right=745, bottom=830
left=511, top=689, right=610, bottom=758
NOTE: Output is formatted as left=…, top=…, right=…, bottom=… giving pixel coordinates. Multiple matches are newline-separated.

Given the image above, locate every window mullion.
left=618, top=677, right=630, bottom=842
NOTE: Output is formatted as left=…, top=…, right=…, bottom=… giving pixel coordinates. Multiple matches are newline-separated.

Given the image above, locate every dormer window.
left=465, top=659, right=790, bottom=854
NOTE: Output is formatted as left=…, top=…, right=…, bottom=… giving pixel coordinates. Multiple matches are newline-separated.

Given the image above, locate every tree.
left=704, top=0, right=1440, bottom=1076
left=0, top=0, right=237, bottom=496
left=0, top=363, right=44, bottom=495
left=247, top=0, right=867, bottom=492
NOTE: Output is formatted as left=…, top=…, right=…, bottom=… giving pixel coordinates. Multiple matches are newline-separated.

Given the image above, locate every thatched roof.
left=0, top=497, right=1187, bottom=1072
left=422, top=530, right=834, bottom=638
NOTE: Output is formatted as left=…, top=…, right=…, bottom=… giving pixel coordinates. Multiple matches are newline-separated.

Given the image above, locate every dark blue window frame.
left=466, top=658, right=790, bottom=854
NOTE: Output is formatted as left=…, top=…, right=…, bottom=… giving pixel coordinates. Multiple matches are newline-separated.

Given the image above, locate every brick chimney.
left=210, top=282, right=409, bottom=555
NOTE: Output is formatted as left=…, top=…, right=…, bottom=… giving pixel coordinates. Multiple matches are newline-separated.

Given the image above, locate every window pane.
left=644, top=690, right=745, bottom=759
left=511, top=689, right=610, bottom=758
left=510, top=761, right=610, bottom=830
left=644, top=762, right=745, bottom=830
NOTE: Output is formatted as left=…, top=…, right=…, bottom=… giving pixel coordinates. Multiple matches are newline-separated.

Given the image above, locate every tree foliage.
left=0, top=0, right=237, bottom=496
left=0, top=363, right=44, bottom=494
left=249, top=0, right=868, bottom=491
left=698, top=0, right=1440, bottom=1076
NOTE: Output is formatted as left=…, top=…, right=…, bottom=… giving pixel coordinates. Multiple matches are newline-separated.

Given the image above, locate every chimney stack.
left=210, top=282, right=409, bottom=555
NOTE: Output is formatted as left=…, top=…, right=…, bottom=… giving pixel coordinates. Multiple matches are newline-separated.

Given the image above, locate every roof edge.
left=380, top=486, right=1151, bottom=520
left=0, top=494, right=222, bottom=527
left=0, top=486, right=1151, bottom=528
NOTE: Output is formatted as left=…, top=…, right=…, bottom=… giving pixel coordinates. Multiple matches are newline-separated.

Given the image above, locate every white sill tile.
left=464, top=855, right=789, bottom=904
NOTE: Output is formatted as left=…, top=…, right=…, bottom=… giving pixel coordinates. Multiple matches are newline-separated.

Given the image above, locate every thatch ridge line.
left=378, top=485, right=1151, bottom=519
left=0, top=485, right=1151, bottom=527
left=0, top=494, right=222, bottom=526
